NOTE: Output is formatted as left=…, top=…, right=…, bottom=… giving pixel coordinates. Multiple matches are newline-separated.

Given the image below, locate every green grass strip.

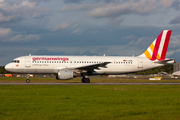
left=0, top=85, right=180, bottom=120
left=1, top=77, right=180, bottom=83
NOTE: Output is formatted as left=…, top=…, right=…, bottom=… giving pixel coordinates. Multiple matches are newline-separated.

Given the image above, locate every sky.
left=1, top=0, right=180, bottom=66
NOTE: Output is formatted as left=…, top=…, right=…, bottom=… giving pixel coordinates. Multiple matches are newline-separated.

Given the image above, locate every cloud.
left=2, top=34, right=40, bottom=42
left=158, top=0, right=179, bottom=8
left=63, top=0, right=83, bottom=3
left=35, top=48, right=67, bottom=55
left=169, top=35, right=180, bottom=48
left=169, top=51, right=180, bottom=62
left=0, top=12, right=21, bottom=24
left=52, top=22, right=71, bottom=31
left=122, top=35, right=136, bottom=40
left=170, top=14, right=180, bottom=24
left=0, top=27, right=40, bottom=42
left=0, top=0, right=51, bottom=24
left=29, top=0, right=51, bottom=2
left=59, top=6, right=70, bottom=12
left=127, top=37, right=152, bottom=50
left=0, top=28, right=13, bottom=37
left=34, top=48, right=98, bottom=56
left=108, top=17, right=124, bottom=25
left=87, top=0, right=178, bottom=18
left=71, top=28, right=83, bottom=35
left=82, top=50, right=98, bottom=56
left=75, top=3, right=97, bottom=11
left=88, top=0, right=157, bottom=18
left=96, top=47, right=108, bottom=53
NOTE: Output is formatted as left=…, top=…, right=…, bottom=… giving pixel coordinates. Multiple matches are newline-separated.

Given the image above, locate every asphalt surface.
left=0, top=83, right=180, bottom=85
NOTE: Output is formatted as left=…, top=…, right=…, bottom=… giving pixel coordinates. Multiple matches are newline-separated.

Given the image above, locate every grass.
left=0, top=85, right=180, bottom=120
left=1, top=77, right=180, bottom=83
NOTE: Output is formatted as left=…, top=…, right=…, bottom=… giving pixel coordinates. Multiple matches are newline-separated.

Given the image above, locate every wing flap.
left=69, top=62, right=111, bottom=71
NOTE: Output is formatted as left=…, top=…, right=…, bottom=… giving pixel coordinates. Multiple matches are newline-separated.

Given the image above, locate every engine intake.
left=56, top=69, right=74, bottom=80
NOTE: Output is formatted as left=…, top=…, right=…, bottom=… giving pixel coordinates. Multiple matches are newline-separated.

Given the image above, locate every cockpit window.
left=12, top=60, right=20, bottom=63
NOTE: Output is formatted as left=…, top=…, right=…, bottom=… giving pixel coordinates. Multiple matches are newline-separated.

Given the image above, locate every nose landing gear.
left=26, top=79, right=30, bottom=83
left=26, top=74, right=30, bottom=83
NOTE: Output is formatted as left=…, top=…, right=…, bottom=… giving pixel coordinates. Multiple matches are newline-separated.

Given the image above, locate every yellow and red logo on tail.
left=143, top=30, right=172, bottom=61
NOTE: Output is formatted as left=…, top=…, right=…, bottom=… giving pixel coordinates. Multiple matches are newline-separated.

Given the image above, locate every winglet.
left=141, top=30, right=172, bottom=61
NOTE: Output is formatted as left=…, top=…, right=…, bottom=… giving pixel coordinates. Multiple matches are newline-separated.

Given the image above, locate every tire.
left=26, top=79, right=30, bottom=83
left=81, top=78, right=85, bottom=83
left=84, top=78, right=90, bottom=83
left=81, top=78, right=90, bottom=83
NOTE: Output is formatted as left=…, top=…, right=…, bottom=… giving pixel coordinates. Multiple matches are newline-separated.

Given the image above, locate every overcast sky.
left=1, top=0, right=180, bottom=66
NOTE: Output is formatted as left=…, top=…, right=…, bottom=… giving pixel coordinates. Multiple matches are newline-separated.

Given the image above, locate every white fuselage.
left=5, top=55, right=169, bottom=75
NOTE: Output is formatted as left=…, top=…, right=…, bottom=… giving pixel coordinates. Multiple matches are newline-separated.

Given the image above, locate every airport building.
left=174, top=62, right=180, bottom=72
left=173, top=62, right=180, bottom=76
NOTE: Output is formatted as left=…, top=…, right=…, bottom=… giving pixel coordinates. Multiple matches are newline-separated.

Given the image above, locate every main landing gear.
left=26, top=74, right=30, bottom=83
left=81, top=76, right=90, bottom=83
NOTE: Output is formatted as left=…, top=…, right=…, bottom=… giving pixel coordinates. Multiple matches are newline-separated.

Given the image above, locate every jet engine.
left=56, top=69, right=74, bottom=80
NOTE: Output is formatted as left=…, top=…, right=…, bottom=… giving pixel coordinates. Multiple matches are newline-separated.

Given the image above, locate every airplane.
left=5, top=30, right=174, bottom=83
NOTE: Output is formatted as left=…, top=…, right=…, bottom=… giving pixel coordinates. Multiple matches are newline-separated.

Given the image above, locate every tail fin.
left=141, top=30, right=172, bottom=61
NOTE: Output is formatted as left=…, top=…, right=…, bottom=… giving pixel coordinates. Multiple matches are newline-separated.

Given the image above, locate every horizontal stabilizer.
left=153, top=59, right=175, bottom=64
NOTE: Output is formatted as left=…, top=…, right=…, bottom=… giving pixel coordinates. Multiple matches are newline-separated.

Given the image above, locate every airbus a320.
left=5, top=30, right=174, bottom=83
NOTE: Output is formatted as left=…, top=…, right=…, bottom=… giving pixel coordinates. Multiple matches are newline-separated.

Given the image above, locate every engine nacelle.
left=56, top=69, right=74, bottom=80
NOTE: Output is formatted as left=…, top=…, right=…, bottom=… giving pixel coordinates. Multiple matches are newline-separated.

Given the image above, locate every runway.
left=1, top=82, right=180, bottom=85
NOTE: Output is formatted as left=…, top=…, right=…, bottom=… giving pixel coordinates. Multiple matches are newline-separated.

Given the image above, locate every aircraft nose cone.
left=5, top=64, right=11, bottom=71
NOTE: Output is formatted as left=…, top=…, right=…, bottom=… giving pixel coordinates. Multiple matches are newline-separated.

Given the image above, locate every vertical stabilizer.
left=140, top=30, right=172, bottom=61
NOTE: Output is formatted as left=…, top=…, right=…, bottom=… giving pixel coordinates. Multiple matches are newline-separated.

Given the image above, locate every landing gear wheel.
left=82, top=78, right=90, bottom=83
left=26, top=79, right=30, bottom=83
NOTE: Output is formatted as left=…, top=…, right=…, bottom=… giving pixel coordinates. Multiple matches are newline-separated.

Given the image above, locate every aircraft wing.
left=70, top=62, right=111, bottom=71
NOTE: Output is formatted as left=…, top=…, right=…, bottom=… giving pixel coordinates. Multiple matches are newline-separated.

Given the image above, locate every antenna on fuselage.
left=103, top=54, right=106, bottom=56
left=29, top=53, right=31, bottom=56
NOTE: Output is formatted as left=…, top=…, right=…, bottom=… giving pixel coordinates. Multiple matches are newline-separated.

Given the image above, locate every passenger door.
left=138, top=58, right=143, bottom=68
left=25, top=56, right=31, bottom=67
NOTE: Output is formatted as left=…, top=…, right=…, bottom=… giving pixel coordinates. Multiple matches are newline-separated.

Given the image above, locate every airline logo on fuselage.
left=32, top=57, right=69, bottom=61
